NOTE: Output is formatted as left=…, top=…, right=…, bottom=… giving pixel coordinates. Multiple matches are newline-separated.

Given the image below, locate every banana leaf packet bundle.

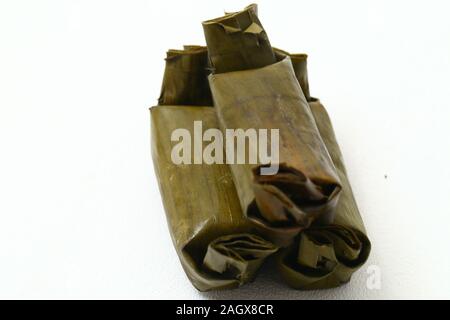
left=152, top=4, right=370, bottom=291
left=277, top=98, right=371, bottom=289
left=202, top=5, right=342, bottom=247
left=202, top=4, right=273, bottom=74
left=272, top=50, right=371, bottom=288
left=151, top=104, right=277, bottom=291
left=155, top=44, right=370, bottom=289
left=268, top=49, right=371, bottom=289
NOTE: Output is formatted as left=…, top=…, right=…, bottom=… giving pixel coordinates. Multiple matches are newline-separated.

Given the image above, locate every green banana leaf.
left=274, top=48, right=311, bottom=101
left=152, top=44, right=370, bottom=290
left=202, top=4, right=276, bottom=74
left=158, top=46, right=212, bottom=106
left=151, top=105, right=277, bottom=291
left=152, top=3, right=370, bottom=290
left=203, top=6, right=342, bottom=247
left=272, top=48, right=371, bottom=289
left=157, top=46, right=311, bottom=107
left=208, top=58, right=342, bottom=247
left=276, top=98, right=371, bottom=289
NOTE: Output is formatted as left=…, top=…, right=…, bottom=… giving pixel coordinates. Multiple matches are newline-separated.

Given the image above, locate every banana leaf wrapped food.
left=203, top=6, right=342, bottom=247
left=158, top=46, right=212, bottom=106
left=153, top=43, right=370, bottom=290
left=202, top=4, right=275, bottom=74
left=157, top=45, right=310, bottom=106
left=271, top=52, right=371, bottom=289
left=276, top=99, right=371, bottom=289
left=152, top=3, right=370, bottom=290
left=273, top=48, right=311, bottom=101
left=151, top=105, right=277, bottom=291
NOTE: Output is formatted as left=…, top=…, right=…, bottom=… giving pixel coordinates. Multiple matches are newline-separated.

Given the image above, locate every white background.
left=1, top=0, right=449, bottom=299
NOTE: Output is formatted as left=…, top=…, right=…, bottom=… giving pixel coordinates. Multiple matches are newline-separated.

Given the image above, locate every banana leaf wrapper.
left=154, top=42, right=371, bottom=289
left=207, top=57, right=342, bottom=247
left=151, top=105, right=278, bottom=291
left=157, top=45, right=310, bottom=106
left=203, top=6, right=342, bottom=247
left=202, top=4, right=276, bottom=74
left=272, top=52, right=371, bottom=289
left=273, top=48, right=310, bottom=101
left=277, top=99, right=371, bottom=289
left=157, top=46, right=213, bottom=106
